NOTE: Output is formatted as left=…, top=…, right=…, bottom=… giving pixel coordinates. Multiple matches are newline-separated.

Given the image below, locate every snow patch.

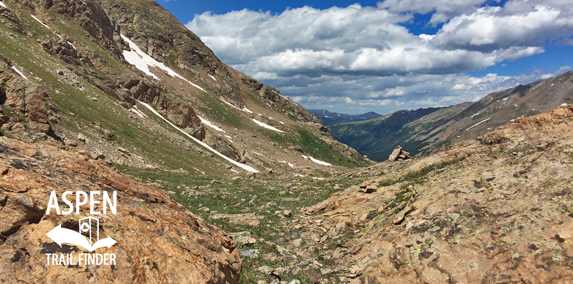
left=220, top=98, right=240, bottom=110
left=231, top=169, right=239, bottom=174
left=562, top=103, right=568, bottom=107
left=471, top=112, right=480, bottom=118
left=252, top=151, right=264, bottom=156
left=220, top=98, right=253, bottom=113
left=502, top=97, right=508, bottom=101
left=312, top=177, right=326, bottom=180
left=208, top=74, right=217, bottom=81
left=302, top=155, right=332, bottom=166
left=466, top=118, right=491, bottom=131
left=280, top=161, right=294, bottom=168
left=67, top=41, right=76, bottom=50
left=279, top=121, right=285, bottom=125
left=198, top=115, right=225, bottom=133
left=121, top=35, right=206, bottom=92
left=252, top=119, right=284, bottom=133
left=225, top=135, right=233, bottom=143
left=31, top=15, right=50, bottom=30
left=11, top=66, right=27, bottom=80
left=294, top=174, right=304, bottom=177
left=130, top=108, right=144, bottom=118
left=0, top=1, right=7, bottom=8
left=130, top=106, right=148, bottom=118
left=139, top=101, right=258, bottom=173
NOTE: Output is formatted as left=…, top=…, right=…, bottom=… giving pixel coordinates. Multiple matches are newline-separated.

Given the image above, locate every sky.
left=158, top=0, right=573, bottom=115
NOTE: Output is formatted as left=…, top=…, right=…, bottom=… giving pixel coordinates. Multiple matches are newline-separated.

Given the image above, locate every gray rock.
left=118, top=147, right=131, bottom=156
left=103, top=129, right=113, bottom=138
left=536, top=142, right=549, bottom=151
left=229, top=231, right=257, bottom=245
left=77, top=133, right=87, bottom=142
left=257, top=265, right=273, bottom=274
left=240, top=249, right=259, bottom=259
left=64, top=139, right=78, bottom=147
left=320, top=268, right=333, bottom=275
left=297, top=260, right=309, bottom=266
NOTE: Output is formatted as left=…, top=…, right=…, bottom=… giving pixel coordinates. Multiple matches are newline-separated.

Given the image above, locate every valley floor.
left=1, top=105, right=572, bottom=284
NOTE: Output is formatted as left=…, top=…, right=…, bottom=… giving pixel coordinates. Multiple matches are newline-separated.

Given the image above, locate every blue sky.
left=158, top=0, right=573, bottom=114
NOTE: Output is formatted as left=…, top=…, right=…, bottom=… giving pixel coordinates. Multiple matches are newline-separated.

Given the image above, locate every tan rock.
left=392, top=206, right=412, bottom=225
left=211, top=213, right=261, bottom=227
left=358, top=213, right=369, bottom=224
left=228, top=231, right=257, bottom=246
left=0, top=139, right=241, bottom=283
left=10, top=122, right=25, bottom=132
left=358, top=185, right=377, bottom=193
left=388, top=145, right=411, bottom=161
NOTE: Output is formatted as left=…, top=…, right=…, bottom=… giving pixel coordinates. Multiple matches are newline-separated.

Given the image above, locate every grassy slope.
left=116, top=165, right=366, bottom=283
left=0, top=4, right=236, bottom=177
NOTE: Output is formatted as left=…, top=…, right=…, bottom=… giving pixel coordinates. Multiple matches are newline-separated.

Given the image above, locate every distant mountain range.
left=309, top=109, right=382, bottom=125
left=329, top=71, right=573, bottom=161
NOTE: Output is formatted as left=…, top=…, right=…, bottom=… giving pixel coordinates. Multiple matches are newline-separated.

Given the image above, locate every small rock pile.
left=388, top=145, right=411, bottom=161
left=358, top=181, right=377, bottom=193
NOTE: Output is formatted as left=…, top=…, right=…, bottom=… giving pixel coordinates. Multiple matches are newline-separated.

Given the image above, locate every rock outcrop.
left=22, top=0, right=122, bottom=56
left=0, top=2, right=24, bottom=33
left=0, top=138, right=241, bottom=283
left=388, top=145, right=411, bottom=161
left=0, top=59, right=54, bottom=134
left=204, top=132, right=243, bottom=162
left=301, top=105, right=573, bottom=283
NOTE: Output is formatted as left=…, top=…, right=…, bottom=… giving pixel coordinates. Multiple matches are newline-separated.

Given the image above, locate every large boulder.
left=204, top=132, right=242, bottom=162
left=0, top=139, right=241, bottom=283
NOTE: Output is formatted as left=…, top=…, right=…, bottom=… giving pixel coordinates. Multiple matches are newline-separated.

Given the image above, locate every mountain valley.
left=0, top=0, right=572, bottom=284
left=331, top=73, right=573, bottom=161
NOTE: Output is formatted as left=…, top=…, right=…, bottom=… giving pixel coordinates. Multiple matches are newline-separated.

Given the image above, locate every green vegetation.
left=379, top=156, right=467, bottom=187
left=114, top=166, right=364, bottom=283
left=294, top=129, right=369, bottom=168
left=122, top=128, right=135, bottom=138
left=196, top=92, right=246, bottom=128
left=0, top=10, right=235, bottom=177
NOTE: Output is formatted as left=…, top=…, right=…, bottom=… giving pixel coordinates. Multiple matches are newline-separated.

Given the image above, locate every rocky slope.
left=0, top=0, right=367, bottom=181
left=0, top=137, right=241, bottom=283
left=2, top=0, right=572, bottom=283
left=294, top=104, right=573, bottom=283
left=0, top=0, right=368, bottom=283
left=331, top=72, right=573, bottom=161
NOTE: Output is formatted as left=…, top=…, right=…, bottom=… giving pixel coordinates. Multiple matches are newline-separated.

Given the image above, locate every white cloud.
left=378, top=0, right=489, bottom=26
left=434, top=5, right=573, bottom=51
left=185, top=1, right=573, bottom=114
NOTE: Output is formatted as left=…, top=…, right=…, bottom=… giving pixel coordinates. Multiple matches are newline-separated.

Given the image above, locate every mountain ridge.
left=330, top=71, right=573, bottom=161
left=309, top=109, right=382, bottom=125
left=1, top=0, right=573, bottom=283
